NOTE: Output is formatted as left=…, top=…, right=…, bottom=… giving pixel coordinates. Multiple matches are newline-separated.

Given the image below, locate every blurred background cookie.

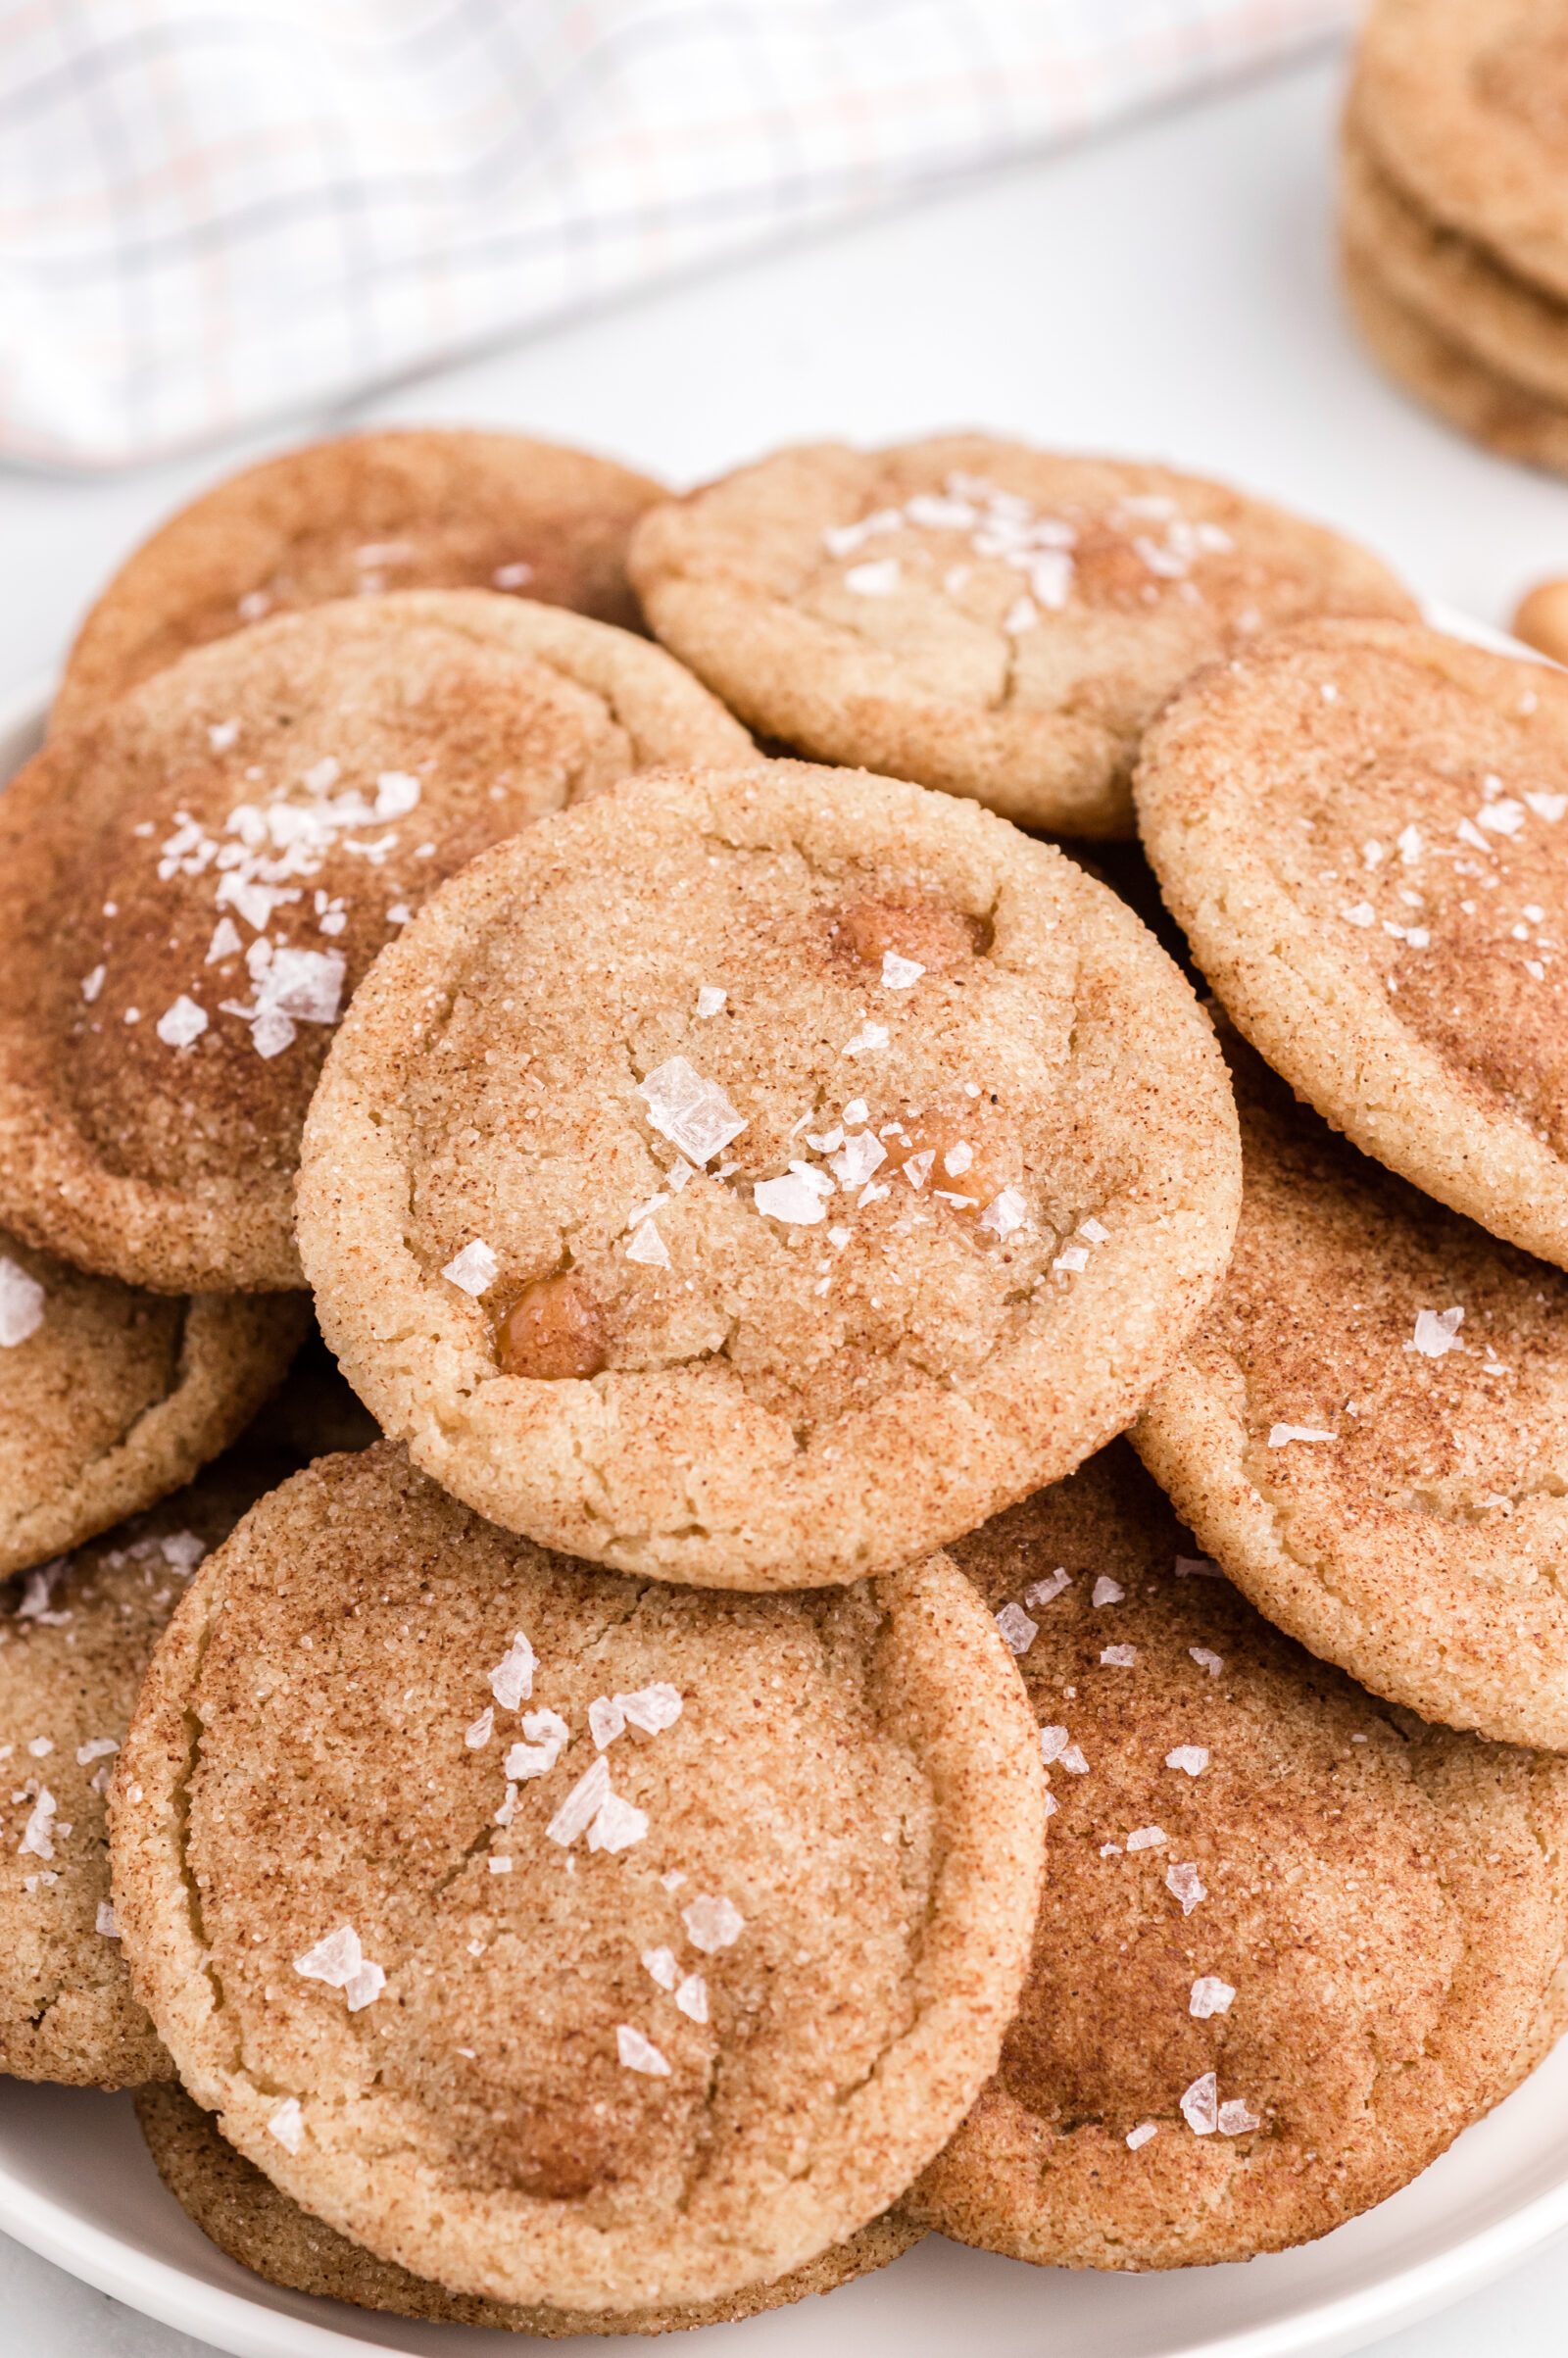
left=0, top=1445, right=293, bottom=2088
left=134, top=2081, right=922, bottom=2336
left=628, top=436, right=1414, bottom=838
left=1344, top=1, right=1568, bottom=474
left=0, top=593, right=749, bottom=1294
left=907, top=1443, right=1568, bottom=2269
left=112, top=1443, right=1042, bottom=2314
left=52, top=428, right=665, bottom=731
left=298, top=762, right=1240, bottom=1588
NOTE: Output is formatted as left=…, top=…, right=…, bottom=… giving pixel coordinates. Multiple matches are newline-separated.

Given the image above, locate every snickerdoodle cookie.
left=0, top=1448, right=291, bottom=2088
left=0, top=592, right=749, bottom=1294
left=0, top=1231, right=305, bottom=1578
left=1344, top=240, right=1568, bottom=478
left=1343, top=122, right=1568, bottom=414
left=627, top=437, right=1414, bottom=837
left=906, top=1443, right=1568, bottom=2270
left=1135, top=1032, right=1568, bottom=1747
left=297, top=763, right=1240, bottom=1588
left=1354, top=0, right=1568, bottom=308
left=1135, top=617, right=1568, bottom=1267
left=53, top=428, right=664, bottom=731
left=135, top=2081, right=922, bottom=2336
left=111, top=1444, right=1043, bottom=2314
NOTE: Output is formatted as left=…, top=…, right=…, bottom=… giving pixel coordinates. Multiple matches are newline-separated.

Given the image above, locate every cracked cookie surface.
left=110, top=1443, right=1043, bottom=2314
left=0, top=591, right=749, bottom=1294
left=1353, top=0, right=1568, bottom=309
left=0, top=1444, right=293, bottom=2087
left=1136, top=1030, right=1568, bottom=1746
left=52, top=428, right=666, bottom=732
left=297, top=762, right=1240, bottom=1588
left=626, top=436, right=1413, bottom=838
left=1135, top=617, right=1568, bottom=1267
left=134, top=2079, right=923, bottom=2335
left=0, top=1229, right=305, bottom=1578
left=908, top=1442, right=1568, bottom=2269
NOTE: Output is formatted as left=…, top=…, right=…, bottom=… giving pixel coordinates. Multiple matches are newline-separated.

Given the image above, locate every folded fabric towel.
left=1, top=0, right=1353, bottom=469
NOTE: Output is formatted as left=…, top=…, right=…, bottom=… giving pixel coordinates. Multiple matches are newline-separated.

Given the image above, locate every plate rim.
left=2, top=602, right=1566, bottom=2358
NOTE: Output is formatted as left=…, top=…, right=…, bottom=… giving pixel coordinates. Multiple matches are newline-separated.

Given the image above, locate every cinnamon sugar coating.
left=628, top=436, right=1413, bottom=838
left=908, top=1444, right=1568, bottom=2269
left=297, top=762, right=1240, bottom=1588
left=1137, top=1031, right=1568, bottom=1747
left=135, top=2081, right=922, bottom=2335
left=0, top=1445, right=294, bottom=2088
left=1136, top=617, right=1568, bottom=1267
left=0, top=592, right=749, bottom=1293
left=111, top=1443, right=1042, bottom=2314
left=0, top=1230, right=305, bottom=1578
left=53, top=428, right=665, bottom=731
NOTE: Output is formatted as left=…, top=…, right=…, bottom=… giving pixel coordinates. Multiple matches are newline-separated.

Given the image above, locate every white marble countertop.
left=3, top=34, right=1567, bottom=2353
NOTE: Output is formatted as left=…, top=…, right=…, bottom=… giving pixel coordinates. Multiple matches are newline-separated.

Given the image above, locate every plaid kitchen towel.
left=0, top=0, right=1354, bottom=470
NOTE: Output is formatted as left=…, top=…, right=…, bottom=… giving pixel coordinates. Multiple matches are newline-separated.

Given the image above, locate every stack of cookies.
left=4, top=418, right=1568, bottom=2333
left=1343, top=0, right=1568, bottom=476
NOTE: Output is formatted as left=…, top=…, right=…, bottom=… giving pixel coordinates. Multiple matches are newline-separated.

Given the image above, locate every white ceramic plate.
left=2, top=612, right=1565, bottom=2358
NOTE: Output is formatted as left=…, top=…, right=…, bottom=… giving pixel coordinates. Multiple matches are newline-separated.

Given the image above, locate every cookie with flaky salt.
left=53, top=428, right=665, bottom=732
left=111, top=1443, right=1042, bottom=2315
left=0, top=591, right=750, bottom=1294
left=0, top=1445, right=294, bottom=2088
left=0, top=1228, right=306, bottom=1579
left=906, top=1442, right=1568, bottom=2271
left=134, top=2081, right=922, bottom=2335
left=1135, top=617, right=1568, bottom=1267
left=296, top=761, right=1240, bottom=1589
left=1135, top=1028, right=1568, bottom=1747
left=626, top=435, right=1415, bottom=838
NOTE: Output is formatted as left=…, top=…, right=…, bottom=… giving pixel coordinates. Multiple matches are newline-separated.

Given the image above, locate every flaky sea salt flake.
left=831, top=1134, right=887, bottom=1195
left=1125, top=1827, right=1166, bottom=1851
left=844, top=558, right=901, bottom=596
left=842, top=1022, right=890, bottom=1057
left=995, top=1603, right=1038, bottom=1655
left=676, top=1973, right=708, bottom=2022
left=488, top=1631, right=536, bottom=1710
left=1409, top=1305, right=1464, bottom=1357
left=1190, top=1647, right=1224, bottom=1675
left=979, top=1187, right=1026, bottom=1239
left=643, top=1946, right=679, bottom=1989
left=627, top=1219, right=670, bottom=1267
left=1101, top=1646, right=1137, bottom=1667
left=637, top=1057, right=747, bottom=1166
left=1219, top=2100, right=1261, bottom=2135
left=881, top=952, right=924, bottom=989
left=1127, top=2122, right=1157, bottom=2150
left=80, top=964, right=105, bottom=1005
left=755, top=1173, right=829, bottom=1225
left=18, top=1787, right=55, bottom=1859
left=548, top=1756, right=611, bottom=1846
left=1166, top=1863, right=1206, bottom=1915
left=616, top=2024, right=671, bottom=2075
left=590, top=1695, right=626, bottom=1749
left=588, top=1793, right=649, bottom=1853
left=1167, top=1746, right=1209, bottom=1777
left=505, top=1708, right=569, bottom=1780
left=1267, top=1424, right=1337, bottom=1447
left=1181, top=2072, right=1219, bottom=2136
left=696, top=986, right=726, bottom=1018
left=269, top=2098, right=304, bottom=2153
left=96, top=1900, right=119, bottom=1938
left=1525, top=792, right=1568, bottom=822
left=1092, top=1577, right=1124, bottom=1606
left=1191, top=1976, right=1236, bottom=2018
left=617, top=1684, right=683, bottom=1736
left=0, top=1259, right=45, bottom=1349
left=465, top=1707, right=494, bottom=1748
left=76, top=1737, right=118, bottom=1765
left=156, top=995, right=209, bottom=1049
left=683, top=1893, right=745, bottom=1951
left=1025, top=1569, right=1070, bottom=1608
left=443, top=1241, right=498, bottom=1296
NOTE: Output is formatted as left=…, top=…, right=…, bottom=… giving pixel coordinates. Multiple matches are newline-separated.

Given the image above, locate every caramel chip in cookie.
left=1135, top=618, right=1568, bottom=1267
left=906, top=1443, right=1568, bottom=2270
left=134, top=2081, right=922, bottom=2336
left=296, top=762, right=1240, bottom=1589
left=53, top=428, right=664, bottom=732
left=0, top=1230, right=305, bottom=1578
left=1136, top=1030, right=1568, bottom=1747
left=1354, top=0, right=1568, bottom=310
left=0, top=592, right=750, bottom=1294
left=111, top=1444, right=1042, bottom=2315
left=627, top=437, right=1414, bottom=838
left=0, top=1447, right=294, bottom=2088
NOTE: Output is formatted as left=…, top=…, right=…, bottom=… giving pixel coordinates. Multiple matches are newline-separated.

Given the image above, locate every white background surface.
left=4, top=32, right=1568, bottom=2354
